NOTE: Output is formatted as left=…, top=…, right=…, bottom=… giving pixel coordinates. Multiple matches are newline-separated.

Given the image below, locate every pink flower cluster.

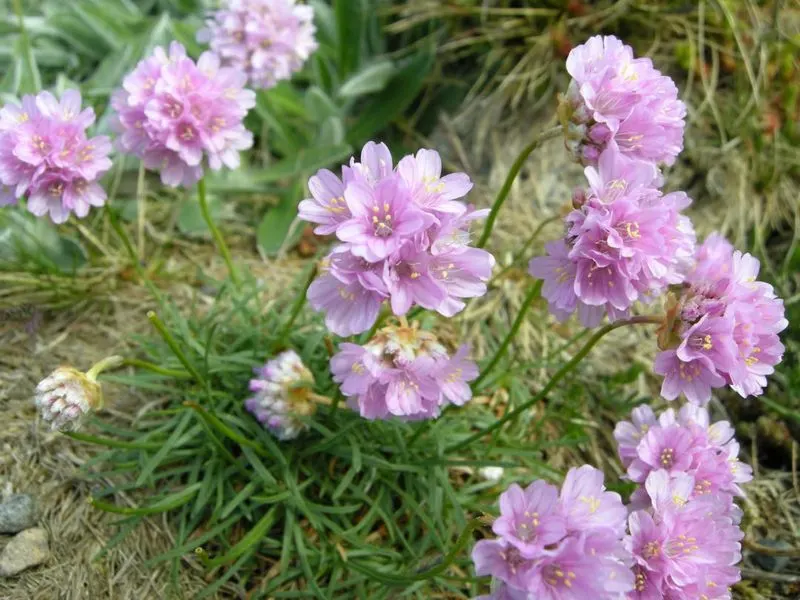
left=331, top=323, right=478, bottom=420
left=529, top=147, right=695, bottom=327
left=653, top=234, right=787, bottom=405
left=111, top=42, right=255, bottom=188
left=197, top=0, right=317, bottom=90
left=300, top=142, right=495, bottom=336
left=0, top=90, right=112, bottom=223
left=616, top=404, right=747, bottom=599
left=560, top=35, right=686, bottom=167
left=472, top=466, right=633, bottom=599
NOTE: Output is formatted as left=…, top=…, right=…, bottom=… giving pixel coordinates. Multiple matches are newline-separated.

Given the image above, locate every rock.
left=0, top=494, right=36, bottom=533
left=0, top=528, right=50, bottom=576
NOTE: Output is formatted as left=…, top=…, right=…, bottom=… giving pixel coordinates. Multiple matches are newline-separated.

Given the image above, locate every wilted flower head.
left=197, top=0, right=317, bottom=90
left=111, top=41, right=255, bottom=188
left=472, top=467, right=632, bottom=599
left=0, top=90, right=112, bottom=223
left=559, top=35, right=686, bottom=166
left=34, top=356, right=122, bottom=431
left=330, top=321, right=478, bottom=420
left=529, top=147, right=695, bottom=327
left=245, top=350, right=316, bottom=440
left=653, top=234, right=787, bottom=405
left=301, top=141, right=494, bottom=336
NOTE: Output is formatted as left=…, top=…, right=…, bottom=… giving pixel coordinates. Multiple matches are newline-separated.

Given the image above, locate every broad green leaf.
left=304, top=86, right=340, bottom=121
left=317, top=116, right=345, bottom=146
left=177, top=195, right=223, bottom=237
left=334, top=0, right=363, bottom=78
left=338, top=60, right=396, bottom=98
left=251, top=143, right=352, bottom=185
left=13, top=34, right=41, bottom=94
left=309, top=0, right=336, bottom=47
left=256, top=185, right=302, bottom=257
left=347, top=49, right=435, bottom=144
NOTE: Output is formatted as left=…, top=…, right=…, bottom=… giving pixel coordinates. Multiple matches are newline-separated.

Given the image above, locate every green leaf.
left=347, top=49, right=435, bottom=144
left=304, top=86, right=341, bottom=121
left=0, top=210, right=87, bottom=273
left=177, top=196, right=223, bottom=237
left=257, top=185, right=302, bottom=257
left=91, top=482, right=203, bottom=516
left=207, top=506, right=280, bottom=568
left=334, top=0, right=363, bottom=78
left=251, top=143, right=353, bottom=185
left=317, top=116, right=345, bottom=146
left=338, top=60, right=396, bottom=98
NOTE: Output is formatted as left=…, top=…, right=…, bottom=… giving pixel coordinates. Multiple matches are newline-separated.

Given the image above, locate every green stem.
left=472, top=279, right=543, bottom=390
left=277, top=261, right=318, bottom=344
left=123, top=358, right=192, bottom=379
left=476, top=126, right=562, bottom=249
left=198, top=178, right=239, bottom=287
left=447, top=315, right=662, bottom=454
left=86, top=355, right=125, bottom=381
left=489, top=214, right=562, bottom=285
left=146, top=311, right=206, bottom=386
left=351, top=518, right=484, bottom=584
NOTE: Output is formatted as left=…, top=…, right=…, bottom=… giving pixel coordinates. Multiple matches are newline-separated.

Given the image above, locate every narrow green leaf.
left=207, top=506, right=279, bottom=568
left=91, top=482, right=203, bottom=516
left=334, top=0, right=363, bottom=78
left=256, top=185, right=301, bottom=257
left=347, top=49, right=435, bottom=144
left=338, top=60, right=396, bottom=98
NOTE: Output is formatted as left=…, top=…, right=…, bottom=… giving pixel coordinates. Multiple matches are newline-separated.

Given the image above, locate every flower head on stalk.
left=197, top=0, right=317, bottom=90
left=0, top=90, right=112, bottom=223
left=653, top=234, right=787, bottom=405
left=300, top=141, right=494, bottom=336
left=330, top=321, right=478, bottom=420
left=559, top=35, right=686, bottom=167
left=245, top=350, right=318, bottom=440
left=472, top=467, right=632, bottom=599
left=34, top=356, right=123, bottom=431
left=529, top=146, right=695, bottom=327
left=112, top=42, right=255, bottom=187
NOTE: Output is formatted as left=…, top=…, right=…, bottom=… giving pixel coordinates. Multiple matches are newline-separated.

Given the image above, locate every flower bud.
left=245, top=350, right=316, bottom=440
left=34, top=368, right=103, bottom=431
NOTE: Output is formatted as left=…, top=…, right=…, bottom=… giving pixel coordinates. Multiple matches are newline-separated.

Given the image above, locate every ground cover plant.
left=1, top=1, right=799, bottom=599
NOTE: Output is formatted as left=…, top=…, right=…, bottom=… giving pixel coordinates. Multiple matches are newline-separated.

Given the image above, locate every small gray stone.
left=0, top=494, right=36, bottom=533
left=0, top=528, right=50, bottom=576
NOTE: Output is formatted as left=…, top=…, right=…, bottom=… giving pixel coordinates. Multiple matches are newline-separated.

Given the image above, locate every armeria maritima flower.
left=0, top=90, right=112, bottom=223
left=559, top=35, right=686, bottom=167
left=197, top=0, right=317, bottom=90
left=653, top=234, right=787, bottom=405
left=300, top=141, right=495, bottom=336
left=245, top=350, right=317, bottom=440
left=112, top=41, right=255, bottom=188
left=34, top=356, right=123, bottom=431
left=529, top=147, right=695, bottom=327
left=472, top=466, right=633, bottom=599
left=330, top=321, right=478, bottom=420
left=615, top=404, right=752, bottom=502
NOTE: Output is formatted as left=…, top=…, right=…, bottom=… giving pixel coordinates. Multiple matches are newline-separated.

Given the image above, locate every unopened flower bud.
left=34, top=356, right=122, bottom=431
left=245, top=350, right=317, bottom=440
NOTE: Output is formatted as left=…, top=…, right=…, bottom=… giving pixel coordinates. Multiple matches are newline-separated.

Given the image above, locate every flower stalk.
left=198, top=177, right=239, bottom=287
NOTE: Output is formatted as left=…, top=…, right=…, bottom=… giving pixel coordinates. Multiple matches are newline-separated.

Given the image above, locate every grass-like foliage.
left=76, top=270, right=600, bottom=598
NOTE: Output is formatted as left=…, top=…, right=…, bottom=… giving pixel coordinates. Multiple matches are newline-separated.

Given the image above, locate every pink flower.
left=0, top=90, right=112, bottom=223
left=654, top=234, right=787, bottom=404
left=337, top=176, right=430, bottom=261
left=614, top=405, right=657, bottom=467
left=472, top=539, right=538, bottom=593
left=559, top=465, right=627, bottom=537
left=307, top=272, right=384, bottom=337
left=197, top=0, right=317, bottom=90
left=530, top=146, right=695, bottom=326
left=112, top=41, right=254, bottom=188
left=561, top=35, right=686, bottom=166
left=330, top=323, right=478, bottom=420
left=300, top=142, right=493, bottom=335
left=492, top=481, right=566, bottom=556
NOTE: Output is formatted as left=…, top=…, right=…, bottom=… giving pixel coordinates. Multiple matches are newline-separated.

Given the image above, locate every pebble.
left=0, top=528, right=50, bottom=576
left=0, top=494, right=36, bottom=533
